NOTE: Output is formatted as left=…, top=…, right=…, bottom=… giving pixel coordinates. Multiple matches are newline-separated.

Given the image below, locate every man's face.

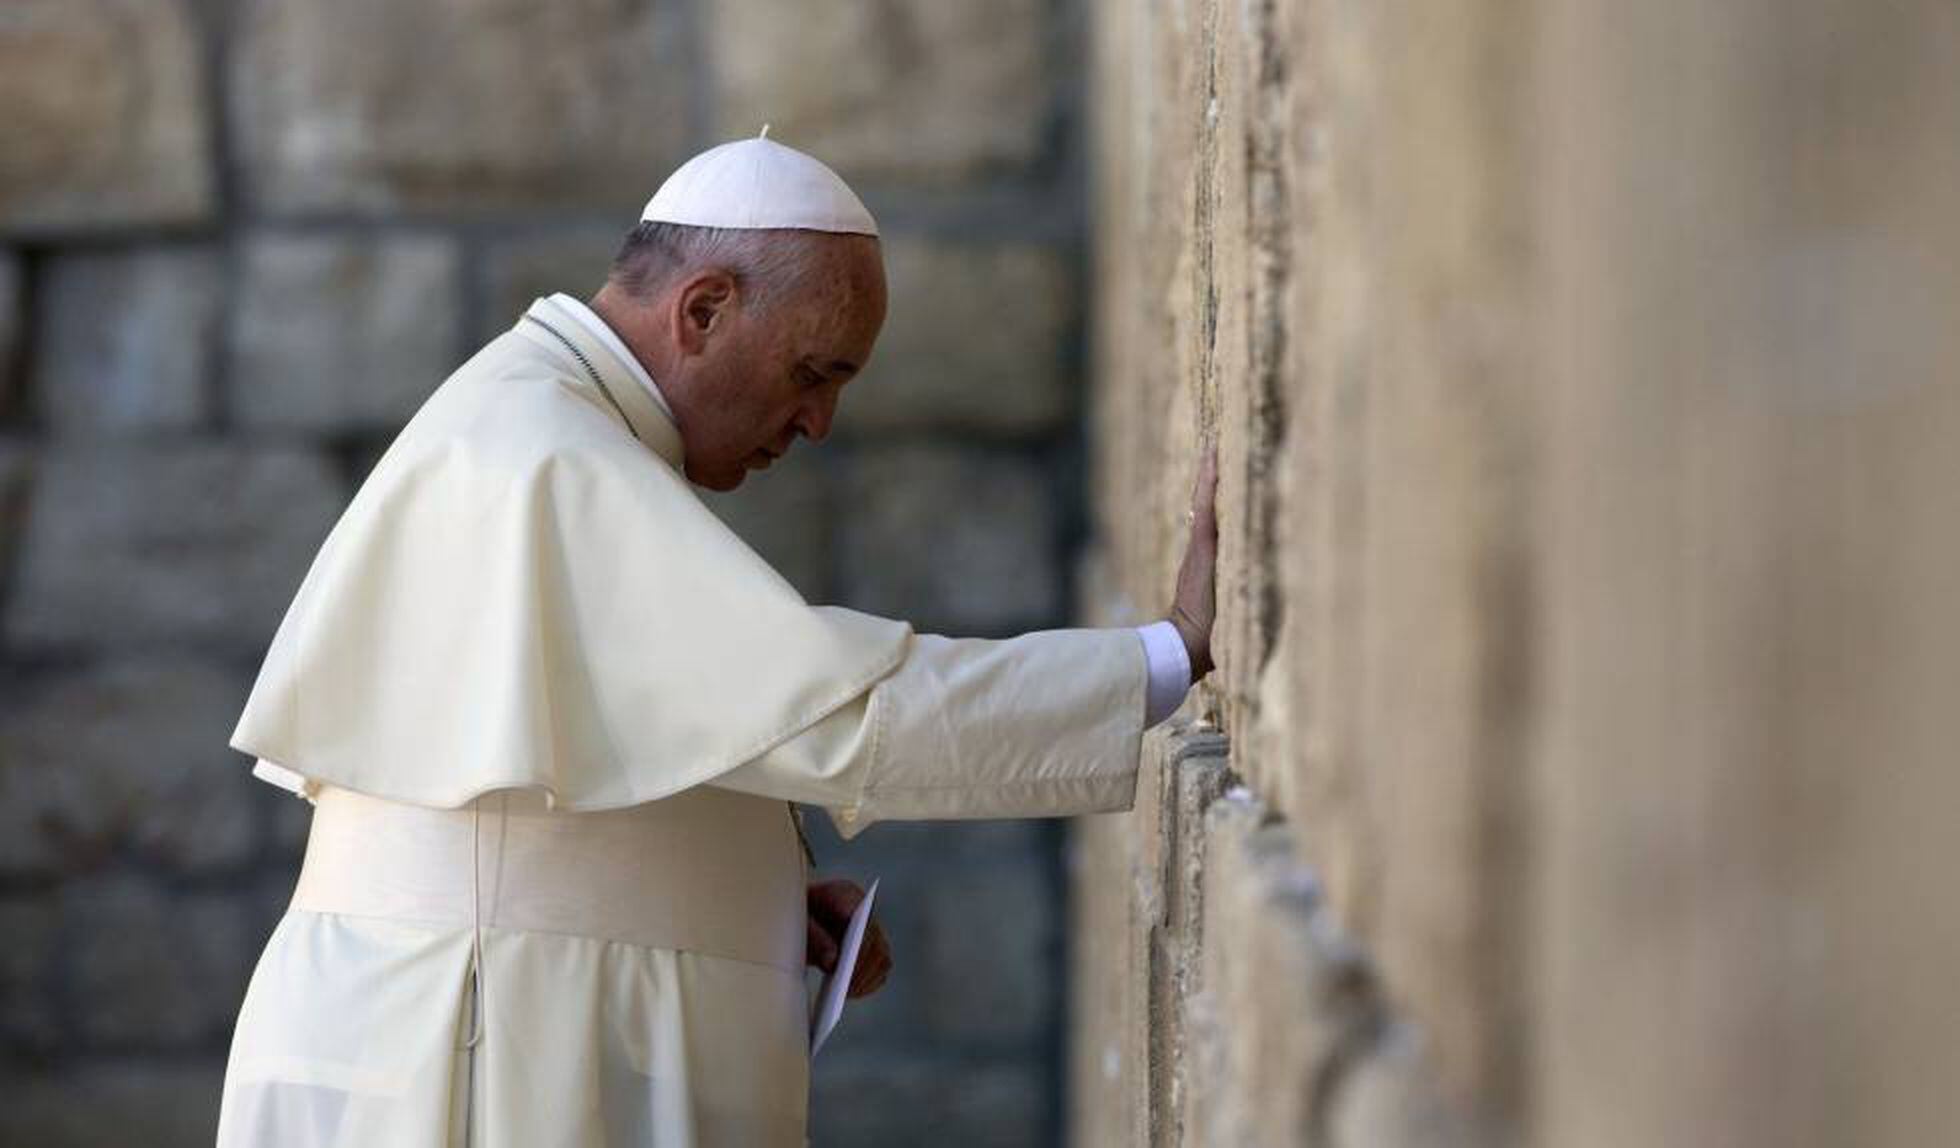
left=674, top=237, right=886, bottom=492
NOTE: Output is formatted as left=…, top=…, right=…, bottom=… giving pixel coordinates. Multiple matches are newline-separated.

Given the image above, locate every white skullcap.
left=640, top=127, right=879, bottom=237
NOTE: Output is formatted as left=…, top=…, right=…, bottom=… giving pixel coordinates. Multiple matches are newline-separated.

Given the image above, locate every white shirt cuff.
left=1134, top=620, right=1193, bottom=728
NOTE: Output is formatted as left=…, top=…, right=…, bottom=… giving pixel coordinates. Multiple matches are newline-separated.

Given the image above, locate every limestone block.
left=840, top=238, right=1075, bottom=436
left=4, top=444, right=344, bottom=650
left=839, top=444, right=1059, bottom=634
left=0, top=898, right=59, bottom=1053
left=262, top=779, right=315, bottom=859
left=1190, top=794, right=1379, bottom=1147
left=478, top=227, right=624, bottom=340
left=0, top=0, right=213, bottom=234
left=1534, top=5, right=1960, bottom=1145
left=700, top=445, right=833, bottom=600
left=0, top=659, right=259, bottom=879
left=921, top=853, right=1055, bottom=1046
left=0, top=251, right=20, bottom=416
left=810, top=1053, right=1045, bottom=1148
left=0, top=1062, right=225, bottom=1146
left=806, top=803, right=1046, bottom=870
left=1068, top=805, right=1141, bottom=1148
left=64, top=874, right=259, bottom=1047
left=710, top=0, right=1053, bottom=185
left=232, top=0, right=689, bottom=215
left=1138, top=727, right=1229, bottom=1145
left=1326, top=1023, right=1469, bottom=1148
left=35, top=246, right=224, bottom=437
left=0, top=438, right=31, bottom=577
left=230, top=233, right=461, bottom=434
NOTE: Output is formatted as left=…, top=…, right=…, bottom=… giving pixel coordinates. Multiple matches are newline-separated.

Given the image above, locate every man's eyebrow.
left=826, top=359, right=861, bottom=377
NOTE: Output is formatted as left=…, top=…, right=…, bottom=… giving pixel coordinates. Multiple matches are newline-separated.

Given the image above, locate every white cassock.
left=213, top=293, right=1190, bottom=1148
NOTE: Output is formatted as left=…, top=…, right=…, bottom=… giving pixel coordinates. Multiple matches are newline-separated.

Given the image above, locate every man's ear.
left=674, top=271, right=737, bottom=355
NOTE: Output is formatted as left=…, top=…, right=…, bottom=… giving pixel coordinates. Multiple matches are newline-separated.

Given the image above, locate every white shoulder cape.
left=231, top=295, right=912, bottom=810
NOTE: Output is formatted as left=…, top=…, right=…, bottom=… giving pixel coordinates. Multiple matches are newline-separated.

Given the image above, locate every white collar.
left=549, top=293, right=677, bottom=422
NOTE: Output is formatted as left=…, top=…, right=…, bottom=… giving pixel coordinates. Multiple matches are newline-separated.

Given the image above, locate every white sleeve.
left=1134, top=619, right=1194, bottom=726
left=708, top=626, right=1150, bottom=839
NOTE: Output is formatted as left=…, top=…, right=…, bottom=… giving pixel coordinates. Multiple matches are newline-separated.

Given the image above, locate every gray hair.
left=607, top=221, right=836, bottom=314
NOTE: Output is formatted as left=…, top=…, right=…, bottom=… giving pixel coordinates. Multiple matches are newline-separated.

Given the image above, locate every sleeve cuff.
left=1134, top=620, right=1193, bottom=728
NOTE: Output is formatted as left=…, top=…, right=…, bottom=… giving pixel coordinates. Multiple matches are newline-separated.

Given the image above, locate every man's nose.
left=795, top=395, right=837, bottom=443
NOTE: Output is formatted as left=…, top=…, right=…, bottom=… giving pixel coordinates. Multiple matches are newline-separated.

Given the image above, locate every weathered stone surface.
left=838, top=238, right=1075, bottom=436
left=810, top=1053, right=1045, bottom=1148
left=0, top=897, right=60, bottom=1053
left=840, top=445, right=1059, bottom=634
left=4, top=444, right=344, bottom=649
left=0, top=0, right=214, bottom=234
left=0, top=438, right=31, bottom=577
left=701, top=446, right=833, bottom=600
left=1189, top=794, right=1379, bottom=1147
left=263, top=780, right=317, bottom=858
left=0, top=1062, right=226, bottom=1146
left=0, top=251, right=21, bottom=416
left=0, top=659, right=259, bottom=878
left=233, top=0, right=690, bottom=215
left=35, top=247, right=224, bottom=436
left=478, top=227, right=624, bottom=339
left=230, top=233, right=461, bottom=433
left=711, top=0, right=1053, bottom=186
left=1066, top=803, right=1138, bottom=1148
left=1534, top=6, right=1960, bottom=1147
left=1327, top=1023, right=1467, bottom=1148
left=921, top=854, right=1054, bottom=1046
left=64, top=874, right=259, bottom=1047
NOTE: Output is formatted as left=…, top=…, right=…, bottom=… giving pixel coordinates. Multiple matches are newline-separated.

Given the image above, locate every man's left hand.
left=806, top=879, right=892, bottom=998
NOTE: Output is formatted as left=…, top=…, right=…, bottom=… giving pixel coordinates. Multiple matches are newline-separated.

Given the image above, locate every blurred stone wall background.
left=0, top=1, right=1088, bottom=1144
left=1074, top=1, right=1959, bottom=1146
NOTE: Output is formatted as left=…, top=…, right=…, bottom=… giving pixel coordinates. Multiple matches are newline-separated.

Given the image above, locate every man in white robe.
left=214, top=136, right=1218, bottom=1148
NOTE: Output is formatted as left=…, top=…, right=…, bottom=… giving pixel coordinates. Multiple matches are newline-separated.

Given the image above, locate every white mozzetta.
left=230, top=294, right=910, bottom=811
left=551, top=291, right=678, bottom=423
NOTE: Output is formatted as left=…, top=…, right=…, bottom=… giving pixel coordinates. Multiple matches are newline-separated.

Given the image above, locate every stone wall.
left=1073, top=1, right=1960, bottom=1145
left=0, top=1, right=1088, bottom=1144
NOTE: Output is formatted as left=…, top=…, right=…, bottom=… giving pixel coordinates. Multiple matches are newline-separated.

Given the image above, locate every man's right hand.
left=1169, top=443, right=1219, bottom=680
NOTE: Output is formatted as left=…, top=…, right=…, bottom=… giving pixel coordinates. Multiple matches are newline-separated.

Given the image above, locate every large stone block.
left=4, top=444, right=344, bottom=650
left=700, top=445, right=833, bottom=600
left=1190, top=795, right=1380, bottom=1147
left=0, top=1062, right=225, bottom=1147
left=711, top=0, right=1054, bottom=186
left=839, top=444, right=1060, bottom=634
left=0, top=439, right=31, bottom=577
left=0, top=897, right=59, bottom=1054
left=64, top=874, right=259, bottom=1048
left=0, top=251, right=21, bottom=416
left=921, top=854, right=1056, bottom=1047
left=840, top=239, right=1075, bottom=436
left=35, top=246, right=224, bottom=436
left=1327, top=1023, right=1469, bottom=1148
left=810, top=1053, right=1046, bottom=1148
left=478, top=227, right=624, bottom=340
left=232, top=0, right=690, bottom=215
left=0, top=659, right=260, bottom=878
left=230, top=234, right=461, bottom=434
left=0, top=0, right=214, bottom=234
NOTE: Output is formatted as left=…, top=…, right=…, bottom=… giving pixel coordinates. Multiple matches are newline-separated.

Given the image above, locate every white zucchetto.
left=640, top=128, right=879, bottom=236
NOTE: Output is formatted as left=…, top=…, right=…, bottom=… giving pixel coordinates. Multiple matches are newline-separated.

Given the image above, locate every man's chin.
left=689, top=458, right=748, bottom=489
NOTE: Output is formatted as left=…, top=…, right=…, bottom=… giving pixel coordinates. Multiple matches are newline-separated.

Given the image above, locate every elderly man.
left=214, top=135, right=1218, bottom=1148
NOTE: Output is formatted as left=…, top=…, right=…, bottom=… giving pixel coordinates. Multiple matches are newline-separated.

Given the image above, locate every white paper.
left=809, top=876, right=879, bottom=1056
